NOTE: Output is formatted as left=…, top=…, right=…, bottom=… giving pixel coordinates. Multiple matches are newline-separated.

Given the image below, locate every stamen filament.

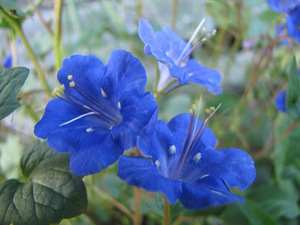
left=176, top=18, right=206, bottom=65
left=59, top=112, right=98, bottom=126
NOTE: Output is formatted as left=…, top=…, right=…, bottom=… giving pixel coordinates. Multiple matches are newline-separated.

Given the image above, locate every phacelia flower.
left=34, top=50, right=158, bottom=176
left=118, top=111, right=256, bottom=209
left=2, top=54, right=12, bottom=69
left=275, top=90, right=300, bottom=112
left=138, top=19, right=222, bottom=94
left=267, top=0, right=300, bottom=43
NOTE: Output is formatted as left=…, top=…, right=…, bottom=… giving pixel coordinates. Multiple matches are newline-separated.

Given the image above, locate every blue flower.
left=2, top=54, right=12, bottom=69
left=34, top=50, right=158, bottom=176
left=286, top=7, right=300, bottom=43
left=118, top=113, right=256, bottom=209
left=138, top=19, right=222, bottom=94
left=275, top=90, right=300, bottom=113
left=267, top=0, right=300, bottom=12
left=267, top=0, right=300, bottom=43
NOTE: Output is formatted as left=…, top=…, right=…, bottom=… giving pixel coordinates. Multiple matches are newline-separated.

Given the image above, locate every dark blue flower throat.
left=52, top=75, right=122, bottom=130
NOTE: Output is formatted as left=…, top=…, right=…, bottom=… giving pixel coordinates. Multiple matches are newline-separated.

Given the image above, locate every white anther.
left=101, top=88, right=108, bottom=98
left=118, top=101, right=121, bottom=109
left=193, top=153, right=201, bottom=163
left=67, top=75, right=73, bottom=80
left=86, top=127, right=94, bottom=132
left=169, top=145, right=176, bottom=155
left=155, top=160, right=160, bottom=169
left=201, top=174, right=209, bottom=179
left=187, top=72, right=194, bottom=77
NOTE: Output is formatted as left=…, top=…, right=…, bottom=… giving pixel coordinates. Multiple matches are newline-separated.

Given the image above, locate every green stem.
left=171, top=0, right=178, bottom=30
left=156, top=79, right=177, bottom=97
left=54, top=0, right=64, bottom=72
left=164, top=195, right=170, bottom=225
left=0, top=7, right=52, bottom=95
left=133, top=187, right=141, bottom=225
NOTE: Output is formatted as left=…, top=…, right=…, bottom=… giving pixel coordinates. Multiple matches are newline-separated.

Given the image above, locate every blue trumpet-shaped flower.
left=118, top=113, right=256, bottom=209
left=34, top=50, right=158, bottom=176
left=267, top=0, right=300, bottom=43
left=138, top=19, right=222, bottom=94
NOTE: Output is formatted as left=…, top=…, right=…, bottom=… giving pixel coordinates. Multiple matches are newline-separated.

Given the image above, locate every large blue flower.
left=138, top=19, right=222, bottom=94
left=34, top=50, right=158, bottom=176
left=118, top=113, right=256, bottom=209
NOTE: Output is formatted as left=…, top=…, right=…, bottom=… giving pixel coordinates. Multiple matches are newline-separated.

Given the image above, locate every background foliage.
left=0, top=0, right=299, bottom=224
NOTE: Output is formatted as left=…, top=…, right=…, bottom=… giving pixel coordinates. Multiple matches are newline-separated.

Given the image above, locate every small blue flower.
left=267, top=0, right=300, bottom=12
left=275, top=90, right=300, bottom=113
left=286, top=7, right=300, bottom=43
left=34, top=50, right=158, bottom=176
left=267, top=0, right=300, bottom=43
left=2, top=54, right=12, bottom=69
left=118, top=113, right=256, bottom=209
left=138, top=19, right=222, bottom=94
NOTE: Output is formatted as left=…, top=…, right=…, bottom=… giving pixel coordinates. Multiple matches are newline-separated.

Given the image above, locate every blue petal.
left=101, top=50, right=147, bottom=102
left=117, top=156, right=182, bottom=203
left=138, top=19, right=160, bottom=50
left=179, top=176, right=244, bottom=210
left=183, top=147, right=256, bottom=191
left=111, top=92, right=158, bottom=150
left=275, top=90, right=287, bottom=112
left=57, top=54, right=105, bottom=100
left=70, top=132, right=123, bottom=176
left=34, top=98, right=112, bottom=153
left=180, top=59, right=223, bottom=94
left=267, top=0, right=300, bottom=12
left=287, top=8, right=300, bottom=43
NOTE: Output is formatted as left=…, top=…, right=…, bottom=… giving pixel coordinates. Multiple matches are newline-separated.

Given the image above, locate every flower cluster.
left=35, top=19, right=255, bottom=210
left=267, top=0, right=300, bottom=43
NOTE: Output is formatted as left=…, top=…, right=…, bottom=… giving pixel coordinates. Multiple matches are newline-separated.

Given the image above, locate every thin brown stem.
left=252, top=120, right=298, bottom=160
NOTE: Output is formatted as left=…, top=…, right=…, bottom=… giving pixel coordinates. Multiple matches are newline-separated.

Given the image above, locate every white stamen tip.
left=201, top=174, right=209, bottom=179
left=67, top=75, right=73, bottom=80
left=86, top=127, right=94, bottom=132
left=169, top=145, right=176, bottom=155
left=193, top=153, right=201, bottom=163
left=155, top=160, right=160, bottom=169
left=101, top=88, right=108, bottom=98
left=118, top=101, right=121, bottom=109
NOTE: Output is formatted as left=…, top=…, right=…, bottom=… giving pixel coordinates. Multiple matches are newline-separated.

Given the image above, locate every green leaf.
left=0, top=141, right=88, bottom=225
left=0, top=0, right=25, bottom=18
left=286, top=57, right=300, bottom=119
left=236, top=201, right=279, bottom=225
left=0, top=67, right=29, bottom=120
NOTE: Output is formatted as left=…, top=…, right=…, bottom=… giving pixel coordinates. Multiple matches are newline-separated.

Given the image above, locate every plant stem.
left=0, top=7, right=52, bottom=95
left=171, top=0, right=178, bottom=30
left=54, top=0, right=64, bottom=72
left=253, top=120, right=298, bottom=159
left=164, top=195, right=170, bottom=225
left=133, top=187, right=141, bottom=225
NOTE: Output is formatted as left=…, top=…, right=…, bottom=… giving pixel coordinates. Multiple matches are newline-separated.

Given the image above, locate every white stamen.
left=187, top=73, right=194, bottom=77
left=176, top=18, right=206, bottom=64
left=101, top=88, right=108, bottom=98
left=86, top=127, right=94, bottom=132
left=201, top=174, right=209, bottom=179
left=169, top=145, right=176, bottom=155
left=155, top=160, right=160, bottom=169
left=118, top=101, right=121, bottom=109
left=59, top=112, right=97, bottom=126
left=193, top=153, right=201, bottom=163
left=192, top=95, right=202, bottom=139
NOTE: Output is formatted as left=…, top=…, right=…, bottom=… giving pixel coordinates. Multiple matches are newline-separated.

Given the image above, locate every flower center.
left=53, top=75, right=122, bottom=129
left=175, top=18, right=217, bottom=66
left=170, top=100, right=221, bottom=180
